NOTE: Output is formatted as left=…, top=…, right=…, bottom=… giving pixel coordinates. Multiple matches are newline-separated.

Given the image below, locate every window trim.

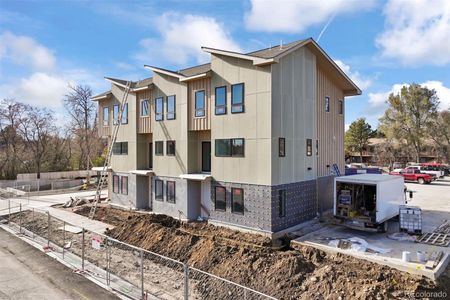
left=155, top=141, right=164, bottom=156
left=278, top=190, right=286, bottom=218
left=306, top=139, right=312, bottom=156
left=140, top=99, right=149, bottom=117
left=325, top=96, right=330, bottom=113
left=279, top=138, right=285, bottom=157
left=155, top=97, right=164, bottom=121
left=166, top=181, right=176, bottom=204
left=195, top=90, right=206, bottom=118
left=231, top=83, right=245, bottom=114
left=112, top=175, right=119, bottom=194
left=121, top=103, right=128, bottom=124
left=231, top=188, right=244, bottom=215
left=166, top=140, right=176, bottom=156
left=215, top=86, right=227, bottom=115
left=166, top=95, right=176, bottom=120
left=102, top=106, right=109, bottom=127
left=155, top=179, right=164, bottom=201
left=214, top=186, right=226, bottom=211
left=215, top=138, right=245, bottom=157
left=121, top=176, right=128, bottom=195
left=113, top=104, right=119, bottom=125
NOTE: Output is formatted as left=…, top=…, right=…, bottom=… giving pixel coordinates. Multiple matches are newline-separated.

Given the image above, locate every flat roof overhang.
left=179, top=174, right=212, bottom=181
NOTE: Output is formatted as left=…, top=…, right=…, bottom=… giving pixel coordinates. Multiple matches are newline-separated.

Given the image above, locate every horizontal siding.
left=188, top=78, right=211, bottom=131
left=136, top=90, right=152, bottom=134
left=316, top=66, right=345, bottom=177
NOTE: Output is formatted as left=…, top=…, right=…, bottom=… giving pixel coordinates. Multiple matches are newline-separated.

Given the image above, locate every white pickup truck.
left=405, top=166, right=443, bottom=179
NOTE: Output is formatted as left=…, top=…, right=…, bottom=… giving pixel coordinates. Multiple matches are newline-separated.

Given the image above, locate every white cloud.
left=376, top=0, right=450, bottom=66
left=134, top=13, right=241, bottom=65
left=0, top=31, right=55, bottom=70
left=421, top=81, right=450, bottom=110
left=334, top=59, right=372, bottom=91
left=245, top=0, right=376, bottom=33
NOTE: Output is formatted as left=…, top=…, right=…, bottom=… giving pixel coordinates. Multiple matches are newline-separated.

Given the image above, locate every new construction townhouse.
left=92, top=38, right=360, bottom=235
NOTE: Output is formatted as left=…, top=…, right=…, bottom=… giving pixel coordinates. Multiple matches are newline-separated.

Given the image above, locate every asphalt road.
left=0, top=228, right=118, bottom=300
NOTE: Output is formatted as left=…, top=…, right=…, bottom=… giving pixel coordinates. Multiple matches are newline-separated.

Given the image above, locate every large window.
left=155, top=141, right=164, bottom=156
left=121, top=176, right=128, bottom=195
left=231, top=188, right=244, bottom=214
left=103, top=107, right=109, bottom=126
left=113, top=175, right=119, bottom=193
left=338, top=99, right=343, bottom=115
left=167, top=181, right=176, bottom=203
left=215, top=138, right=244, bottom=157
left=141, top=99, right=149, bottom=117
left=278, top=190, right=286, bottom=217
left=231, top=83, right=244, bottom=113
left=215, top=186, right=226, bottom=211
left=155, top=179, right=163, bottom=201
left=306, top=139, right=312, bottom=156
left=167, top=95, right=176, bottom=120
left=112, top=142, right=128, bottom=155
left=215, top=86, right=227, bottom=115
left=166, top=140, right=176, bottom=156
left=121, top=103, right=128, bottom=124
left=113, top=105, right=119, bottom=125
left=325, top=96, right=330, bottom=112
left=195, top=90, right=205, bottom=117
left=279, top=138, right=285, bottom=157
left=155, top=97, right=164, bottom=121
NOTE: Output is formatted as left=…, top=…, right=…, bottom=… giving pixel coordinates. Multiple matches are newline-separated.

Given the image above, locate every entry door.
left=149, top=143, right=153, bottom=169
left=202, top=141, right=211, bottom=172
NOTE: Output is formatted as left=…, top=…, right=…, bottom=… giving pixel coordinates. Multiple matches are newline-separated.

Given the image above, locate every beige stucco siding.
left=316, top=65, right=345, bottom=177
left=188, top=78, right=211, bottom=131
left=151, top=73, right=189, bottom=176
left=210, top=54, right=272, bottom=185
left=271, top=47, right=317, bottom=185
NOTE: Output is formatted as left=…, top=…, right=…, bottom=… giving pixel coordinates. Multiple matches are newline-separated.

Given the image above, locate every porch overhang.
left=179, top=174, right=212, bottom=181
left=130, top=170, right=154, bottom=176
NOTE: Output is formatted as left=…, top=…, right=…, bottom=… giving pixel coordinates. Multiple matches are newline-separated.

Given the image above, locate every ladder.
left=89, top=81, right=132, bottom=219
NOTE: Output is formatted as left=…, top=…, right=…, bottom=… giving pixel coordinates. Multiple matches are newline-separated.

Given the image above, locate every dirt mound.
left=81, top=207, right=448, bottom=299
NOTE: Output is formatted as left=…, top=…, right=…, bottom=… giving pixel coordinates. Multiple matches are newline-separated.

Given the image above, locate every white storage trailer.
left=334, top=174, right=404, bottom=232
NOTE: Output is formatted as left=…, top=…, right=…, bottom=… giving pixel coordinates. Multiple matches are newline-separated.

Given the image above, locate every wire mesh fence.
left=0, top=200, right=277, bottom=300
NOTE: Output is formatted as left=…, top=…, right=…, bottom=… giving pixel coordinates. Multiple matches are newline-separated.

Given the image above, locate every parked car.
left=420, top=163, right=447, bottom=177
left=389, top=168, right=433, bottom=184
left=405, top=165, right=441, bottom=179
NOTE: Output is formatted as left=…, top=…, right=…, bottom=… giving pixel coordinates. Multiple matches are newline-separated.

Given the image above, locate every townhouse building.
left=92, top=38, right=360, bottom=235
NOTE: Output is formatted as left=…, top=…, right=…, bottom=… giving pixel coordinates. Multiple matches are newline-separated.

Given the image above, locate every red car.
left=389, top=168, right=433, bottom=184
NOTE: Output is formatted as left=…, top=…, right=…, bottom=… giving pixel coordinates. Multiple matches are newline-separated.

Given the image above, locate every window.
left=113, top=105, right=119, bottom=125
left=195, top=90, right=205, bottom=117
left=155, top=141, right=164, bottom=156
left=231, top=188, right=244, bottom=214
left=279, top=138, right=285, bottom=157
left=215, top=186, right=226, bottom=211
left=338, top=99, right=343, bottom=115
left=141, top=99, right=149, bottom=117
left=155, top=179, right=163, bottom=201
left=231, top=83, right=244, bottom=113
left=316, top=140, right=319, bottom=156
left=155, top=97, right=164, bottom=121
left=278, top=190, right=286, bottom=217
left=166, top=140, right=176, bottom=156
left=121, top=176, right=128, bottom=195
left=325, top=96, right=330, bottom=112
left=215, top=86, right=227, bottom=115
left=306, top=139, right=312, bottom=156
left=167, top=181, right=176, bottom=203
left=113, top=175, right=119, bottom=193
left=103, top=107, right=109, bottom=126
left=215, top=138, right=245, bottom=157
left=121, top=103, right=128, bottom=124
left=112, top=142, right=128, bottom=155
left=167, top=95, right=176, bottom=120
left=231, top=139, right=244, bottom=157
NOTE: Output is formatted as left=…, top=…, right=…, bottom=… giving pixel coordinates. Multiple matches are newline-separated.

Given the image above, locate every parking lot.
left=294, top=177, right=450, bottom=279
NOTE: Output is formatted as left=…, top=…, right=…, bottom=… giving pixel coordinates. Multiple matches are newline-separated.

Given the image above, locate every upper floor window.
left=306, top=139, right=312, bottom=156
left=279, top=138, right=285, bottom=157
left=231, top=188, right=244, bottom=214
left=167, top=181, right=176, bottom=203
left=231, top=83, right=244, bottom=113
left=155, top=97, right=164, bottom=121
left=112, top=142, right=128, bottom=155
left=195, top=90, right=205, bottom=117
left=167, top=95, right=176, bottom=120
left=155, top=141, right=164, bottom=156
left=338, top=99, right=343, bottom=115
left=325, top=96, right=330, bottom=112
left=121, top=103, right=128, bottom=124
left=103, top=107, right=109, bottom=126
left=113, top=105, right=119, bottom=125
left=215, top=86, right=227, bottom=115
left=166, top=140, right=176, bottom=156
left=141, top=99, right=149, bottom=117
left=215, top=138, right=244, bottom=157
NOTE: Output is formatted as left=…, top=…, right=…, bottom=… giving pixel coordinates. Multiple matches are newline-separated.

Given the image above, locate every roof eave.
left=91, top=94, right=109, bottom=101
left=201, top=47, right=275, bottom=66
left=144, top=65, right=186, bottom=80
left=179, top=71, right=210, bottom=82
left=132, top=83, right=154, bottom=92
left=104, top=77, right=130, bottom=89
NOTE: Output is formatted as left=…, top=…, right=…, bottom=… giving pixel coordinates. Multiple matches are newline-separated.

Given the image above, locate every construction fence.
left=0, top=200, right=276, bottom=300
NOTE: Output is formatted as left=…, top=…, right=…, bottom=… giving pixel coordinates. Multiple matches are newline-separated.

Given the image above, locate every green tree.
left=428, top=110, right=450, bottom=163
left=379, top=84, right=439, bottom=163
left=345, top=118, right=372, bottom=163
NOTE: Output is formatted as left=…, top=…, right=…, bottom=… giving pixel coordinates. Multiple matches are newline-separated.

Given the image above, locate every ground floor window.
left=215, top=186, right=226, bottom=211
left=278, top=190, right=286, bottom=217
left=167, top=181, right=176, bottom=203
left=231, top=188, right=244, bottom=214
left=121, top=176, right=128, bottom=195
left=113, top=175, right=119, bottom=193
left=155, top=179, right=163, bottom=201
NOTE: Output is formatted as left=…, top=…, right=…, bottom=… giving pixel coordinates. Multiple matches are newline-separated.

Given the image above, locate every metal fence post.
left=62, top=221, right=65, bottom=259
left=184, top=263, right=189, bottom=300
left=140, top=249, right=144, bottom=299
left=19, top=203, right=22, bottom=234
left=244, top=289, right=247, bottom=300
left=31, top=208, right=35, bottom=239
left=106, top=237, right=110, bottom=286
left=47, top=211, right=50, bottom=247
left=82, top=228, right=85, bottom=271
left=8, top=200, right=10, bottom=227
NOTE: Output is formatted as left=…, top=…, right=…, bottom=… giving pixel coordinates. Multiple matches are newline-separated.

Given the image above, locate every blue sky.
left=1, top=0, right=449, bottom=129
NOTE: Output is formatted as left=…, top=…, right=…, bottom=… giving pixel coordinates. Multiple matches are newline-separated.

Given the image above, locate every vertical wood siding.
left=136, top=90, right=152, bottom=134
left=98, top=99, right=111, bottom=137
left=188, top=78, right=211, bottom=131
left=316, top=66, right=345, bottom=177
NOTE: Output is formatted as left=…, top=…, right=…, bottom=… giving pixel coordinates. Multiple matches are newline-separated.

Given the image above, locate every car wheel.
left=418, top=178, right=425, bottom=184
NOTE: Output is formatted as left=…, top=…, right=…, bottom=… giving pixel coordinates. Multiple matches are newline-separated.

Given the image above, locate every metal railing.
left=0, top=200, right=277, bottom=300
